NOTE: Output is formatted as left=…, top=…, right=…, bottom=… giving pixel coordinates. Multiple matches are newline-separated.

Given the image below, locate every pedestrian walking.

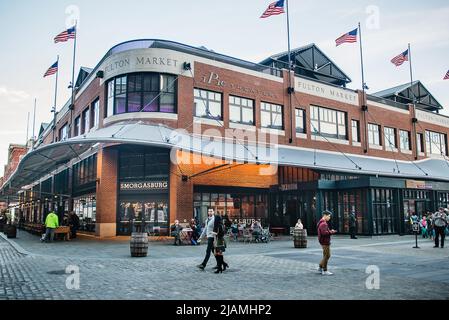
left=170, top=220, right=183, bottom=246
left=213, top=213, right=228, bottom=274
left=419, top=215, right=428, bottom=238
left=317, top=211, right=337, bottom=276
left=432, top=208, right=448, bottom=248
left=43, top=211, right=59, bottom=243
left=349, top=210, right=358, bottom=239
left=197, top=208, right=216, bottom=270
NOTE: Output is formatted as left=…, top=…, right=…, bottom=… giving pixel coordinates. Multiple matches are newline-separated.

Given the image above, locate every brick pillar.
left=169, top=159, right=193, bottom=224
left=96, top=147, right=118, bottom=237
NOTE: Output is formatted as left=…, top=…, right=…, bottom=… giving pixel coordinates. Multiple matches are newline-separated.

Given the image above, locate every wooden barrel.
left=5, top=225, right=17, bottom=239
left=130, top=233, right=149, bottom=257
left=293, top=229, right=307, bottom=248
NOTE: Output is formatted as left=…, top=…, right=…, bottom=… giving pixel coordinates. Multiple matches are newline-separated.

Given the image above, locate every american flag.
left=260, top=0, right=285, bottom=18
left=444, top=70, right=449, bottom=80
left=391, top=49, right=409, bottom=67
left=43, top=61, right=58, bottom=77
left=335, top=28, right=358, bottom=46
left=54, top=26, right=76, bottom=43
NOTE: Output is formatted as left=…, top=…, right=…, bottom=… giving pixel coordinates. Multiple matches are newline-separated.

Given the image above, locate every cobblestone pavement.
left=1, top=230, right=449, bottom=300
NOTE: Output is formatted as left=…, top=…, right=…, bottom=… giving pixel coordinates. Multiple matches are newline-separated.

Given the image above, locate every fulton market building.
left=1, top=39, right=449, bottom=238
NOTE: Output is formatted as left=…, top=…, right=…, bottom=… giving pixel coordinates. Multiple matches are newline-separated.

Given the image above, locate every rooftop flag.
left=444, top=70, right=449, bottom=80
left=260, top=0, right=285, bottom=18
left=43, top=61, right=58, bottom=77
left=335, top=28, right=358, bottom=46
left=391, top=49, right=409, bottom=67
left=54, top=26, right=76, bottom=43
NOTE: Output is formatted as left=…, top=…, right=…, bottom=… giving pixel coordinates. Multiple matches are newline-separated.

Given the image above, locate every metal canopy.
left=374, top=80, right=444, bottom=112
left=2, top=122, right=449, bottom=200
left=260, top=44, right=352, bottom=87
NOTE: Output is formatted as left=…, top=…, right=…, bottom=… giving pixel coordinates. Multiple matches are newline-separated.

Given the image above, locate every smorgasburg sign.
left=120, top=181, right=168, bottom=191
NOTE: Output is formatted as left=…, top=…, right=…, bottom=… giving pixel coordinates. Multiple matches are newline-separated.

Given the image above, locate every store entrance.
left=117, top=195, right=169, bottom=236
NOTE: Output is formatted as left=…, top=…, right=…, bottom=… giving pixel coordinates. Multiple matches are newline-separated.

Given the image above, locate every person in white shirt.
left=295, top=219, right=304, bottom=230
left=197, top=208, right=216, bottom=270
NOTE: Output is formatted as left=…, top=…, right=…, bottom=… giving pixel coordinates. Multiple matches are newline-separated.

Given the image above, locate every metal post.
left=32, top=98, right=36, bottom=149
left=69, top=22, right=78, bottom=138
left=286, top=0, right=294, bottom=144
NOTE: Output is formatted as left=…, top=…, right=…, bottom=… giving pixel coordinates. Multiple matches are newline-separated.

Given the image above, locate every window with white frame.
left=261, top=102, right=283, bottom=130
left=417, top=133, right=424, bottom=153
left=229, top=96, right=254, bottom=125
left=384, top=127, right=397, bottom=149
left=368, top=123, right=381, bottom=146
left=310, top=105, right=346, bottom=140
left=426, top=130, right=447, bottom=155
left=194, top=88, right=222, bottom=119
left=295, top=109, right=306, bottom=133
left=399, top=130, right=411, bottom=151
left=351, top=120, right=360, bottom=143
left=91, top=98, right=100, bottom=129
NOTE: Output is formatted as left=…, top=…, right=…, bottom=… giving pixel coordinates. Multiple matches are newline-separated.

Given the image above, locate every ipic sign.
left=120, top=181, right=168, bottom=191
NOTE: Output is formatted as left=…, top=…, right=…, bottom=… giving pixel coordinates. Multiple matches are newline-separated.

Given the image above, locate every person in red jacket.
left=317, top=211, right=337, bottom=275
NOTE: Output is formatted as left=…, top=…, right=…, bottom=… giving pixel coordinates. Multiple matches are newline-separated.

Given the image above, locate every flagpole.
left=32, top=98, right=36, bottom=150
left=52, top=55, right=59, bottom=143
left=408, top=43, right=414, bottom=98
left=26, top=112, right=30, bottom=147
left=286, top=0, right=294, bottom=143
left=69, top=21, right=78, bottom=138
left=358, top=22, right=368, bottom=153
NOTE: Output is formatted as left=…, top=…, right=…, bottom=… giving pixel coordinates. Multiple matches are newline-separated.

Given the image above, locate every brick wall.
left=96, top=147, right=118, bottom=224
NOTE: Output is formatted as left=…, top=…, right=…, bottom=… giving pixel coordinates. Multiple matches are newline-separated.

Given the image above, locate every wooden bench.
left=54, top=226, right=71, bottom=241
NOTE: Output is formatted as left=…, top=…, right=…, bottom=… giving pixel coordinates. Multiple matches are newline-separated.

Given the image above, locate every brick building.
left=1, top=39, right=449, bottom=237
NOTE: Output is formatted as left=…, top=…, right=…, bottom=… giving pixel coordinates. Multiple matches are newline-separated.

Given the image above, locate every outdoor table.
left=270, top=227, right=286, bottom=236
left=54, top=226, right=71, bottom=241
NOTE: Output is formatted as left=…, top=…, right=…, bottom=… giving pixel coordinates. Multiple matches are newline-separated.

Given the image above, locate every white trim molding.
left=401, top=149, right=413, bottom=155
left=103, top=112, right=178, bottom=125
left=369, top=144, right=383, bottom=150
left=261, top=128, right=285, bottom=136
left=194, top=117, right=224, bottom=127
left=229, top=122, right=256, bottom=132
left=312, top=135, right=350, bottom=145
left=296, top=133, right=307, bottom=139
left=352, top=141, right=362, bottom=147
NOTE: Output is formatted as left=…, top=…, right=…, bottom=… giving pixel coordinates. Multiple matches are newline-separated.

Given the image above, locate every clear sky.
left=0, top=0, right=448, bottom=176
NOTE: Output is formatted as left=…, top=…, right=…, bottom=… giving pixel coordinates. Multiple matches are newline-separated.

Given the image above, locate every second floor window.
left=351, top=120, right=360, bottom=143
left=400, top=130, right=411, bottom=151
left=417, top=133, right=424, bottom=153
left=368, top=123, right=381, bottom=146
left=261, top=102, right=283, bottom=130
left=426, top=130, right=447, bottom=156
left=310, top=105, right=346, bottom=140
left=384, top=127, right=397, bottom=149
left=74, top=116, right=80, bottom=137
left=107, top=73, right=177, bottom=116
left=295, top=109, right=306, bottom=134
left=194, top=88, right=222, bottom=119
left=59, top=124, right=68, bottom=141
left=229, top=96, right=254, bottom=125
left=91, top=99, right=100, bottom=129
left=82, top=108, right=90, bottom=134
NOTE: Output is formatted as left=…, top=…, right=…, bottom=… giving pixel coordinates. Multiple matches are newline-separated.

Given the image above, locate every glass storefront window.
left=73, top=195, right=96, bottom=232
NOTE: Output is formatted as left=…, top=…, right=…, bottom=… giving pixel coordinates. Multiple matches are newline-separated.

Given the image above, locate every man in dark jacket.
left=317, top=211, right=337, bottom=275
left=349, top=211, right=357, bottom=239
left=68, top=211, right=80, bottom=239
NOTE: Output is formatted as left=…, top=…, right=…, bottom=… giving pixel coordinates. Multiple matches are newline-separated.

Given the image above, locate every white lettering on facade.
left=120, top=181, right=168, bottom=191
left=296, top=78, right=358, bottom=105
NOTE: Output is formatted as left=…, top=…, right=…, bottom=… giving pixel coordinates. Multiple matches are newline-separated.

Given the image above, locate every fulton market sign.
left=295, top=77, right=358, bottom=106
left=101, top=48, right=192, bottom=83
left=120, top=181, right=168, bottom=192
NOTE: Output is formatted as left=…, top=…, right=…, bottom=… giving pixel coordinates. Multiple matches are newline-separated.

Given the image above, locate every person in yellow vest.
left=43, top=212, right=59, bottom=243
